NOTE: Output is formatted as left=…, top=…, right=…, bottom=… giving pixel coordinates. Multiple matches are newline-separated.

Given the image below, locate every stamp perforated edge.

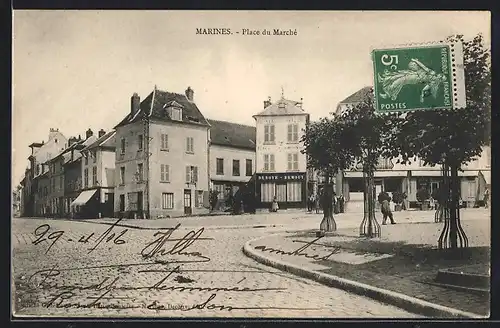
left=369, top=40, right=467, bottom=114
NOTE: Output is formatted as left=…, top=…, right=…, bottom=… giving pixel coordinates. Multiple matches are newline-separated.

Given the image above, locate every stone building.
left=22, top=128, right=67, bottom=217
left=207, top=119, right=256, bottom=209
left=113, top=86, right=210, bottom=219
left=253, top=95, right=310, bottom=210
left=74, top=129, right=116, bottom=219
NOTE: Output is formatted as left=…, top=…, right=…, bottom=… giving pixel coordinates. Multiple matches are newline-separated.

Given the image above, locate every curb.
left=242, top=235, right=482, bottom=319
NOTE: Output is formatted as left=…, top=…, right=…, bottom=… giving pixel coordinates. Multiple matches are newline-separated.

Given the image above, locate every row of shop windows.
left=260, top=181, right=302, bottom=202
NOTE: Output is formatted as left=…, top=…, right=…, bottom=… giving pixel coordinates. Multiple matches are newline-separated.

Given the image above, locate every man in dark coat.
left=381, top=198, right=396, bottom=225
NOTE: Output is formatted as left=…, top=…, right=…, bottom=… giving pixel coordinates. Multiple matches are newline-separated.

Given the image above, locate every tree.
left=384, top=34, right=490, bottom=249
left=340, top=91, right=399, bottom=237
left=301, top=116, right=355, bottom=233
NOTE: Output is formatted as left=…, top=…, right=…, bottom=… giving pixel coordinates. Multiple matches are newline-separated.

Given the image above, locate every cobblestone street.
left=12, top=216, right=419, bottom=318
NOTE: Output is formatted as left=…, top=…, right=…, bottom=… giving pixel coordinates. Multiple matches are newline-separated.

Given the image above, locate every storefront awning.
left=480, top=170, right=491, bottom=185
left=71, top=189, right=97, bottom=207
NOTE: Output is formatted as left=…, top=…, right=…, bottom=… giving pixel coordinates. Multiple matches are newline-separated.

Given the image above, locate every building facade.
left=207, top=119, right=256, bottom=209
left=336, top=87, right=492, bottom=212
left=114, top=87, right=211, bottom=219
left=75, top=129, right=116, bottom=218
left=253, top=96, right=310, bottom=210
left=22, top=128, right=67, bottom=217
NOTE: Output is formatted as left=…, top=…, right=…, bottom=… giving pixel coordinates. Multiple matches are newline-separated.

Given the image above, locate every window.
left=36, top=164, right=40, bottom=175
left=161, top=134, right=169, bottom=150
left=85, top=155, right=88, bottom=165
left=160, top=164, right=170, bottom=182
left=59, top=176, right=63, bottom=190
left=92, top=167, right=98, bottom=186
left=287, top=153, right=299, bottom=171
left=186, top=166, right=198, bottom=183
left=246, top=159, right=253, bottom=176
left=138, top=134, right=144, bottom=151
left=162, top=192, right=174, bottom=209
left=119, top=194, right=125, bottom=211
left=287, top=124, right=299, bottom=143
left=93, top=151, right=97, bottom=163
left=287, top=181, right=302, bottom=202
left=216, top=158, right=224, bottom=175
left=171, top=108, right=182, bottom=121
left=232, top=160, right=240, bottom=176
left=186, top=137, right=194, bottom=153
left=120, top=138, right=126, bottom=154
left=195, top=190, right=204, bottom=208
left=84, top=168, right=89, bottom=188
left=264, top=154, right=275, bottom=172
left=120, top=167, right=125, bottom=185
left=264, top=125, right=275, bottom=143
left=137, top=163, right=144, bottom=182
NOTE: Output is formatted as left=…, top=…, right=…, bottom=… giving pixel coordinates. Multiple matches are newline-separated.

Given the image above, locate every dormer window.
left=171, top=107, right=182, bottom=121
left=164, top=101, right=183, bottom=122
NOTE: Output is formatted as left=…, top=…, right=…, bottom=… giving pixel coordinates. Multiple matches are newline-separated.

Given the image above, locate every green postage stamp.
left=372, top=44, right=464, bottom=113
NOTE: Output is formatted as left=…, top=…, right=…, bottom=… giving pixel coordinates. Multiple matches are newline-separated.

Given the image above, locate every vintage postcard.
left=12, top=10, right=491, bottom=319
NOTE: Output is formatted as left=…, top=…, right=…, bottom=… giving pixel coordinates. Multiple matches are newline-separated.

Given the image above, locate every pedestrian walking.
left=339, top=194, right=345, bottom=213
left=308, top=194, right=315, bottom=212
left=381, top=198, right=396, bottom=225
left=315, top=193, right=320, bottom=214
left=484, top=187, right=490, bottom=209
left=271, top=196, right=279, bottom=212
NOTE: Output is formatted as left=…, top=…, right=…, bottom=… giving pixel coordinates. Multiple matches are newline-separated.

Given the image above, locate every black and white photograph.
left=11, top=10, right=491, bottom=318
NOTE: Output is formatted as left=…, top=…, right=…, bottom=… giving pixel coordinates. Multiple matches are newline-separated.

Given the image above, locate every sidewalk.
left=244, top=213, right=490, bottom=318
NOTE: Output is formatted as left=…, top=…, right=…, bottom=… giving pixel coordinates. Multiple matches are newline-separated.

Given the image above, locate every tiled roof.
left=338, top=86, right=373, bottom=105
left=81, top=131, right=116, bottom=152
left=114, top=88, right=210, bottom=129
left=207, top=119, right=256, bottom=150
left=253, top=98, right=307, bottom=117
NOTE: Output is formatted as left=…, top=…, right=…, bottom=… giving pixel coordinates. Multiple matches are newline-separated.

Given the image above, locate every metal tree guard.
left=438, top=163, right=469, bottom=249
left=360, top=169, right=381, bottom=238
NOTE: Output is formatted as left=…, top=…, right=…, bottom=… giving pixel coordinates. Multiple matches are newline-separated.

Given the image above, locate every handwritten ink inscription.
left=16, top=219, right=310, bottom=314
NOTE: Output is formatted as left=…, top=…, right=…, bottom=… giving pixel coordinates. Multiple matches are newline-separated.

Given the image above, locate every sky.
left=12, top=10, right=490, bottom=188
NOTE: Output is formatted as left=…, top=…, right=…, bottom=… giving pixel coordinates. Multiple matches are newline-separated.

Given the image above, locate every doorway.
left=184, top=189, right=192, bottom=215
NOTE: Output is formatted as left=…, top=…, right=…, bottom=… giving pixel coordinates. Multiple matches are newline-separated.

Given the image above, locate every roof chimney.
left=68, top=137, right=78, bottom=147
left=86, top=129, right=93, bottom=139
left=185, top=87, right=194, bottom=101
left=264, top=96, right=272, bottom=109
left=98, top=129, right=106, bottom=138
left=297, top=97, right=303, bottom=109
left=131, top=93, right=140, bottom=116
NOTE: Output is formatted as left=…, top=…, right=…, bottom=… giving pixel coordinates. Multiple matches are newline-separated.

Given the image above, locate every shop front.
left=255, top=172, right=307, bottom=210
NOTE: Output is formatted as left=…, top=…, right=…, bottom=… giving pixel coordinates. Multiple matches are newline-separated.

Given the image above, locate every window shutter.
left=270, top=125, right=275, bottom=141
left=160, top=165, right=164, bottom=181
left=270, top=155, right=275, bottom=171
left=287, top=125, right=292, bottom=141
left=193, top=166, right=198, bottom=183
left=166, top=165, right=170, bottom=182
left=186, top=166, right=191, bottom=183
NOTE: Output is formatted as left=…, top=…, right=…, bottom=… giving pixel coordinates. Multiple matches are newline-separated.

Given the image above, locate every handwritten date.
left=32, top=219, right=128, bottom=254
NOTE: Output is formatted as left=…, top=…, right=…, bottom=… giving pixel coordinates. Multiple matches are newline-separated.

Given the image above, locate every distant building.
left=63, top=136, right=86, bottom=217
left=253, top=95, right=310, bottom=210
left=336, top=86, right=492, bottom=211
left=75, top=129, right=116, bottom=218
left=22, top=128, right=67, bottom=217
left=207, top=119, right=256, bottom=209
left=114, top=86, right=210, bottom=219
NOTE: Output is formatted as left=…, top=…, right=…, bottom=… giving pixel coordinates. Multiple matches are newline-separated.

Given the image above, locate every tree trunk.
left=360, top=168, right=381, bottom=238
left=319, top=174, right=336, bottom=232
left=449, top=164, right=459, bottom=249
